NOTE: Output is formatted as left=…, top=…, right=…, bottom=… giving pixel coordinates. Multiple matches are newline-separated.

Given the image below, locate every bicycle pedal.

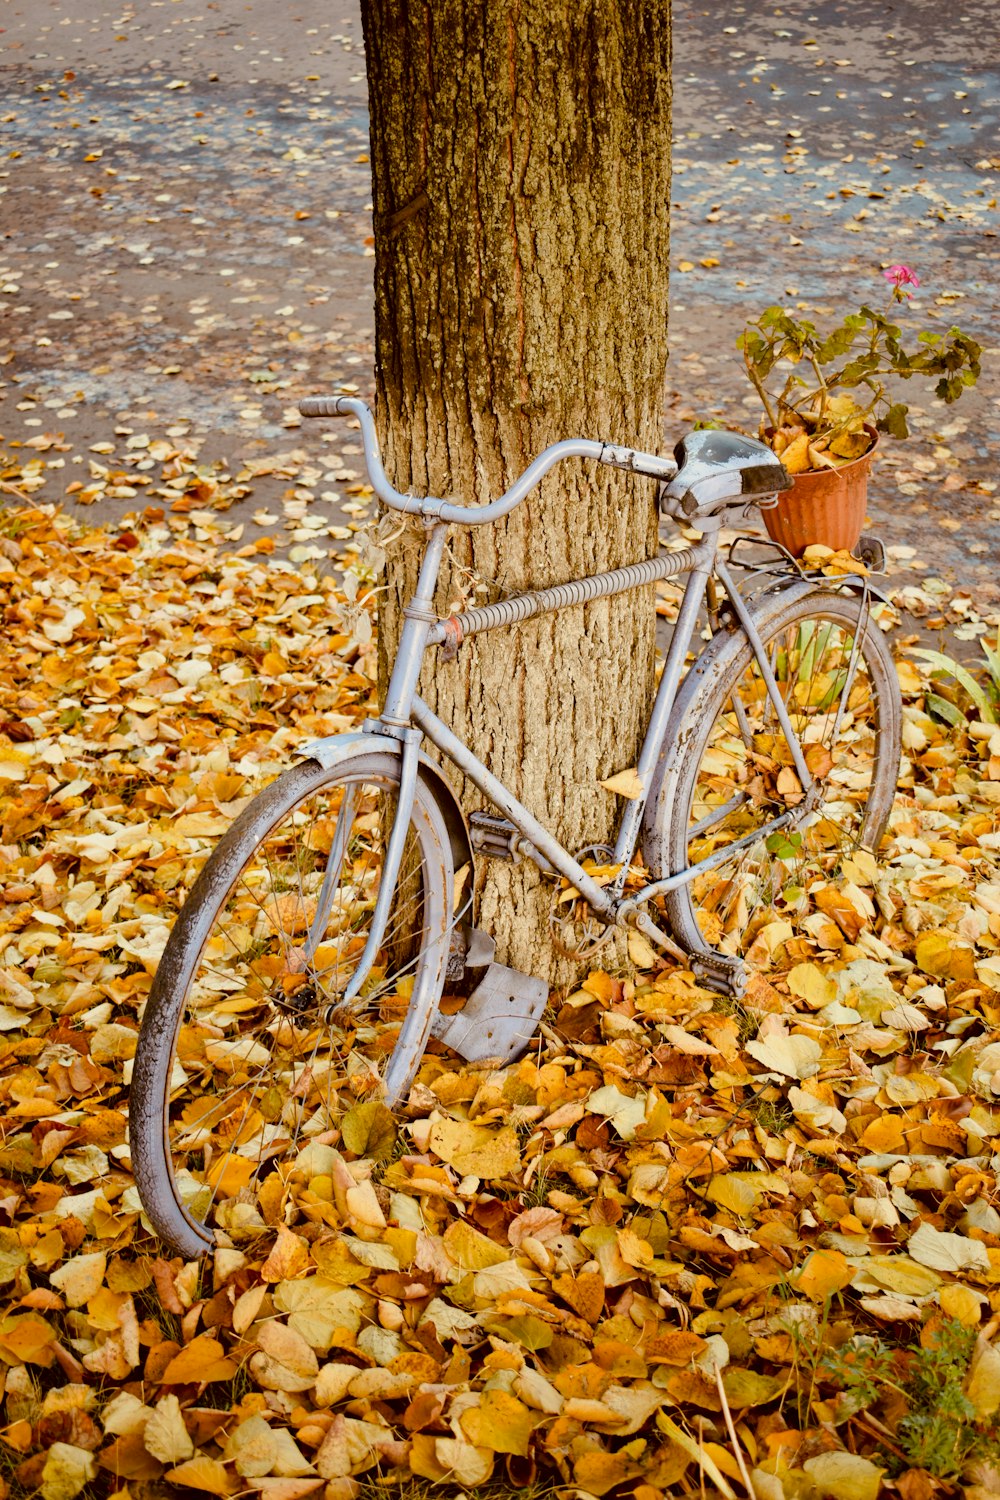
left=688, top=952, right=748, bottom=999
left=431, top=962, right=548, bottom=1065
left=469, top=812, right=519, bottom=861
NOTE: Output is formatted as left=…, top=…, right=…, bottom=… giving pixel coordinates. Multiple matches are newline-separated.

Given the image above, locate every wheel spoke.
left=663, top=597, right=899, bottom=962
left=131, top=756, right=452, bottom=1254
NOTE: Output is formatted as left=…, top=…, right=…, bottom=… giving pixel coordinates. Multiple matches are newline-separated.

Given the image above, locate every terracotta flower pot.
left=762, top=425, right=878, bottom=557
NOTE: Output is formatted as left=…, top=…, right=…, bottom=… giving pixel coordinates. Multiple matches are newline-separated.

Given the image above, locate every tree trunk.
left=360, top=0, right=672, bottom=982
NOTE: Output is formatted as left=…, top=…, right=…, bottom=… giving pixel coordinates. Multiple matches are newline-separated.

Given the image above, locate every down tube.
left=409, top=697, right=620, bottom=918
left=612, top=560, right=713, bottom=867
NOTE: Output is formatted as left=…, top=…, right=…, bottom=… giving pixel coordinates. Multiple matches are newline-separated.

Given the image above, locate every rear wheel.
left=657, top=590, right=900, bottom=962
left=129, top=751, right=453, bottom=1256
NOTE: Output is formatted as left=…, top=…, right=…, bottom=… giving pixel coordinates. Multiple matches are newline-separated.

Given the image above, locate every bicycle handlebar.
left=298, top=395, right=677, bottom=525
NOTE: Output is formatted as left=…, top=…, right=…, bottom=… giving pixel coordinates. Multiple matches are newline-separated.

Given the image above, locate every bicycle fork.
left=307, top=729, right=424, bottom=1008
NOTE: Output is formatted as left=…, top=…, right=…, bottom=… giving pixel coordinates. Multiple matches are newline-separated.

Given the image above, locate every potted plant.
left=739, top=266, right=982, bottom=556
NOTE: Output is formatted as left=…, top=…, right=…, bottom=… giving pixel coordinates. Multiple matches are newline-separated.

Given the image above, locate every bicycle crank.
left=624, top=909, right=748, bottom=998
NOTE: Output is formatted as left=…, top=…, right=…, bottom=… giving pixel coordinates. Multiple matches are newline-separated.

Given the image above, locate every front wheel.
left=650, top=589, right=901, bottom=963
left=129, top=751, right=453, bottom=1256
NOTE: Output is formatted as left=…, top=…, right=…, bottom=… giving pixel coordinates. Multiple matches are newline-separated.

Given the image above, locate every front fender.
left=300, top=731, right=475, bottom=884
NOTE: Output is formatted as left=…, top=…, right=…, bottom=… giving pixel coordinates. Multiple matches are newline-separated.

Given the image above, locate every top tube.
left=299, top=395, right=677, bottom=526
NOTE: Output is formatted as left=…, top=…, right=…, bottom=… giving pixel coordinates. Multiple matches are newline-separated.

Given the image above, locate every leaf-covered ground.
left=3, top=503, right=1000, bottom=1500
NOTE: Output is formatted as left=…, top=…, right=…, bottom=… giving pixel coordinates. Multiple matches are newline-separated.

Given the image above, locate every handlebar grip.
left=299, top=396, right=351, bottom=418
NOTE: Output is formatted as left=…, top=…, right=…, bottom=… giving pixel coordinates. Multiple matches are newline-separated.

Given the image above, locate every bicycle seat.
left=661, top=428, right=791, bottom=521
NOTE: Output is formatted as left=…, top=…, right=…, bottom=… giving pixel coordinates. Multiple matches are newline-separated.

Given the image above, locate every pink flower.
left=883, top=264, right=920, bottom=294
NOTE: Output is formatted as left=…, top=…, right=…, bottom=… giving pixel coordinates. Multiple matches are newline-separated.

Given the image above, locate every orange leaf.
left=159, top=1334, right=237, bottom=1385
left=644, top=1330, right=709, bottom=1367
left=797, top=1248, right=854, bottom=1303
left=260, top=1225, right=311, bottom=1283
left=551, top=1270, right=605, bottom=1323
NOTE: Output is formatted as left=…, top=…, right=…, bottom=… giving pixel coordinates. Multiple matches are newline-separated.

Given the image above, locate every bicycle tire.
left=130, top=750, right=453, bottom=1257
left=646, top=588, right=901, bottom=962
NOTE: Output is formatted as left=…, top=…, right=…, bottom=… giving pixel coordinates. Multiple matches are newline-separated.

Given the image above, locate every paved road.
left=1, top=0, right=997, bottom=612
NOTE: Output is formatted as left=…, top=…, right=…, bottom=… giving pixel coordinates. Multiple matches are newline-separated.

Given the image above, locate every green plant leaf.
left=909, top=649, right=996, bottom=725
left=926, top=692, right=967, bottom=729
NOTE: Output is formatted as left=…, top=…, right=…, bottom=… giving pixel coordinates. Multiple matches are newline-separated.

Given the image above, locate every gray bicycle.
left=131, top=396, right=902, bottom=1254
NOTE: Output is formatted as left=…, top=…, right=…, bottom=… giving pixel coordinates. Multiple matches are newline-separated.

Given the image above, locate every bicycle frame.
left=335, top=516, right=824, bottom=981
left=298, top=394, right=858, bottom=980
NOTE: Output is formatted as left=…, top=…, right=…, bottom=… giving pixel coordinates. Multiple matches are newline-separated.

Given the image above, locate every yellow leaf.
left=939, top=1283, right=983, bottom=1328
left=722, top=1368, right=787, bottom=1409
left=276, top=1280, right=365, bottom=1347
left=344, top=1179, right=387, bottom=1233
left=551, top=1269, right=606, bottom=1323
left=776, top=766, right=803, bottom=801
left=797, top=1249, right=854, bottom=1303
left=883, top=1073, right=942, bottom=1106
left=143, top=1395, right=194, bottom=1464
left=49, top=1251, right=107, bottom=1308
left=472, top=1259, right=533, bottom=1301
left=786, top=963, right=838, bottom=1010
left=841, top=848, right=879, bottom=885
left=859, top=1115, right=906, bottom=1153
left=804, top=742, right=835, bottom=779
left=967, top=1337, right=1000, bottom=1418
left=824, top=394, right=865, bottom=424
left=225, top=1414, right=280, bottom=1478
left=915, top=929, right=976, bottom=983
left=802, top=1451, right=883, bottom=1500
left=855, top=1255, right=943, bottom=1299
left=706, top=1175, right=760, bottom=1217
left=165, top=1456, right=235, bottom=1495
left=745, top=1025, right=821, bottom=1080
left=41, top=1444, right=96, bottom=1500
left=340, top=1100, right=396, bottom=1161
left=600, top=767, right=644, bottom=799
left=781, top=431, right=812, bottom=474
left=232, top=1283, right=268, bottom=1335
left=828, top=429, right=872, bottom=461
left=627, top=930, right=658, bottom=969
left=225, top=1414, right=315, bottom=1479
left=573, top=1450, right=644, bottom=1495
left=429, top=1118, right=520, bottom=1178
left=250, top=1320, right=319, bottom=1393
left=617, top=1227, right=655, bottom=1268
left=434, top=1438, right=494, bottom=1487
left=814, top=883, right=869, bottom=942
left=586, top=1083, right=647, bottom=1140
left=460, top=1390, right=539, bottom=1456
left=443, top=1219, right=509, bottom=1271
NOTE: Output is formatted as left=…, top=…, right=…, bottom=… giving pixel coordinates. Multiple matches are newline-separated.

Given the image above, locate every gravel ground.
left=0, top=0, right=997, bottom=617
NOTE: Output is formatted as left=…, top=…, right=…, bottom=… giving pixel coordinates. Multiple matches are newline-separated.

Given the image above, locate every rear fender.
left=750, top=571, right=891, bottom=611
left=301, top=731, right=475, bottom=884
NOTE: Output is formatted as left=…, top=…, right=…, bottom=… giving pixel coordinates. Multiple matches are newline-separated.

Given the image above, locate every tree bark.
left=360, top=0, right=672, bottom=980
